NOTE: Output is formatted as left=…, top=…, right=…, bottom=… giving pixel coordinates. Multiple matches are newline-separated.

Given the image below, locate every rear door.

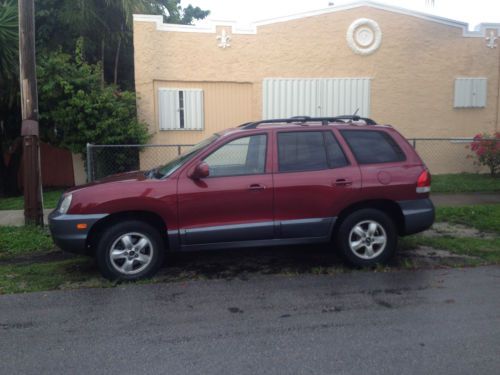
left=272, top=129, right=361, bottom=239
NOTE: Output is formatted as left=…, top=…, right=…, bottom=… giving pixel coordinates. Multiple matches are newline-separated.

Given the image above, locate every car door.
left=177, top=133, right=274, bottom=247
left=272, top=129, right=361, bottom=239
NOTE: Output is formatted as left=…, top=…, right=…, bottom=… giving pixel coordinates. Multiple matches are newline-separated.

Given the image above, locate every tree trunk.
left=113, top=35, right=122, bottom=85
left=100, top=36, right=105, bottom=88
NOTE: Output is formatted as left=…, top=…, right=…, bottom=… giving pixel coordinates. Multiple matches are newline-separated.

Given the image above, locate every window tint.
left=278, top=131, right=348, bottom=172
left=340, top=130, right=406, bottom=164
left=204, top=135, right=267, bottom=177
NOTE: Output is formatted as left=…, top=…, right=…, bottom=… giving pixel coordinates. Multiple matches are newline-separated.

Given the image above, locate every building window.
left=454, top=78, right=487, bottom=108
left=158, top=88, right=204, bottom=130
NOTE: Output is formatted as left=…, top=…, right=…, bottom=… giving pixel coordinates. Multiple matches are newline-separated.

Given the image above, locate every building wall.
left=133, top=4, right=500, bottom=172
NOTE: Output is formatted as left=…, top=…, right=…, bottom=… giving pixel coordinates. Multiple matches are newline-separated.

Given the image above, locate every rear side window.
left=278, top=131, right=348, bottom=172
left=340, top=130, right=406, bottom=164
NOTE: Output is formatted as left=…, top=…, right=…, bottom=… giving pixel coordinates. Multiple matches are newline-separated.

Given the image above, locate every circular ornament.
left=346, top=18, right=382, bottom=55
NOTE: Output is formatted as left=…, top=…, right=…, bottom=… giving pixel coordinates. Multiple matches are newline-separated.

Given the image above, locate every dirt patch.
left=422, top=222, right=496, bottom=239
left=397, top=246, right=483, bottom=268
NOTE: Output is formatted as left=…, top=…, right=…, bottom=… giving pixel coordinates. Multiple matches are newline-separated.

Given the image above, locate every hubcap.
left=348, top=220, right=387, bottom=260
left=109, top=232, right=154, bottom=275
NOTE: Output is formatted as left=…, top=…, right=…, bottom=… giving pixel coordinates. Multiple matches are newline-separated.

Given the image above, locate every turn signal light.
left=76, top=223, right=88, bottom=230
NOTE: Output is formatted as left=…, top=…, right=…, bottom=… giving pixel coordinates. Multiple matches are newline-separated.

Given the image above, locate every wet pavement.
left=1, top=266, right=499, bottom=374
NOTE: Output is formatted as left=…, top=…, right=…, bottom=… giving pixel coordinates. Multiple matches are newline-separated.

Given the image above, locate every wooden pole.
left=19, top=0, right=43, bottom=226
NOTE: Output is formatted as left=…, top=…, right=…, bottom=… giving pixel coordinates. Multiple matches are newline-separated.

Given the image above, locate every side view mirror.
left=189, top=162, right=210, bottom=179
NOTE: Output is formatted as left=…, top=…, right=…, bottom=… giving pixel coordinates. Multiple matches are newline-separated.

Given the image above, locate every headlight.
left=58, top=194, right=72, bottom=214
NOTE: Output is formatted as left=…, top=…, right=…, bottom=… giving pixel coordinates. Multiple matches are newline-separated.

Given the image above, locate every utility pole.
left=19, top=0, right=43, bottom=226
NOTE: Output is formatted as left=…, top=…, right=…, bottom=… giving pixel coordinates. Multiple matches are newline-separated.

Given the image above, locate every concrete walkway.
left=0, top=209, right=52, bottom=226
left=431, top=192, right=500, bottom=206
left=0, top=193, right=498, bottom=226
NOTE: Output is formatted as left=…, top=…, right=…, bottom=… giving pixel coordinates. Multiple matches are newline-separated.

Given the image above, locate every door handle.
left=334, top=178, right=353, bottom=187
left=248, top=183, right=266, bottom=191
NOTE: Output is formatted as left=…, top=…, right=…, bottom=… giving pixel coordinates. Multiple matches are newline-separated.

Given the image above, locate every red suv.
left=49, top=116, right=434, bottom=280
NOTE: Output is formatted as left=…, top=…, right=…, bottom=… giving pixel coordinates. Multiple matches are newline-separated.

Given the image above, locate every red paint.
left=66, top=123, right=430, bottom=232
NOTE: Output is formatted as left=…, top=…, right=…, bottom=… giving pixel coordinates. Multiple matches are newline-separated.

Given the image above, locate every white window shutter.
left=183, top=89, right=204, bottom=130
left=158, top=88, right=180, bottom=130
left=454, top=78, right=487, bottom=108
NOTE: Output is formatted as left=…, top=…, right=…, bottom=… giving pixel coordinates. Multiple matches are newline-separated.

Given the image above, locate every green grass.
left=0, top=226, right=54, bottom=259
left=0, top=189, right=63, bottom=210
left=0, top=258, right=114, bottom=294
left=436, top=204, right=500, bottom=234
left=432, top=173, right=500, bottom=193
left=401, top=235, right=500, bottom=264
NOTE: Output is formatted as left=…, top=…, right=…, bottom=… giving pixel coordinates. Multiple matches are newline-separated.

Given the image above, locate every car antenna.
left=349, top=108, right=360, bottom=123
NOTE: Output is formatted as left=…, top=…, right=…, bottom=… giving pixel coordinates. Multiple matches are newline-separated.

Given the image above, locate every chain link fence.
left=86, top=138, right=499, bottom=182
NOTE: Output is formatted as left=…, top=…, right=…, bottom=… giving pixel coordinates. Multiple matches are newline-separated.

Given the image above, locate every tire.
left=96, top=220, right=165, bottom=280
left=335, top=209, right=397, bottom=267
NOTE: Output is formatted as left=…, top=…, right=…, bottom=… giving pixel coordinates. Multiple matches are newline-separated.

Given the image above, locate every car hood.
left=65, top=170, right=148, bottom=193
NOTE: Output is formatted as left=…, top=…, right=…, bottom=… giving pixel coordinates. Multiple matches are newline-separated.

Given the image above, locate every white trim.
left=133, top=1, right=500, bottom=37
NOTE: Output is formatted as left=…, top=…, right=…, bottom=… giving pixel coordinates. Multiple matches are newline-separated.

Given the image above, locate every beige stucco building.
left=133, top=1, right=500, bottom=173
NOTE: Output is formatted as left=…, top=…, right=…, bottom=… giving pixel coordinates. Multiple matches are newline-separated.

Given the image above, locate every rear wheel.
left=96, top=220, right=164, bottom=280
left=335, top=209, right=397, bottom=267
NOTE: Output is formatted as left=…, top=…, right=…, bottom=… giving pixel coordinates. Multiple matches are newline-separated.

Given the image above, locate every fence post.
left=412, top=139, right=416, bottom=149
left=86, top=143, right=93, bottom=182
left=177, top=145, right=181, bottom=155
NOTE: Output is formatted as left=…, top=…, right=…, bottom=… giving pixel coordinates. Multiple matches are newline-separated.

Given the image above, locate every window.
left=454, top=78, right=487, bottom=108
left=158, top=88, right=204, bottom=130
left=204, top=135, right=267, bottom=177
left=278, top=131, right=348, bottom=172
left=340, top=130, right=406, bottom=164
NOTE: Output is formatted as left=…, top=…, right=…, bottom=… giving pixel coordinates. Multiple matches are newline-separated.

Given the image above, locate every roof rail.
left=239, top=115, right=377, bottom=129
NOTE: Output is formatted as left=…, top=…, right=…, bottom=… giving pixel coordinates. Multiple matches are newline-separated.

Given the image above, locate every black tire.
left=96, top=220, right=165, bottom=280
left=335, top=208, right=397, bottom=267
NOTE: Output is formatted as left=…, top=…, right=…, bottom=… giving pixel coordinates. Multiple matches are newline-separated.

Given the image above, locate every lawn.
left=0, top=226, right=54, bottom=259
left=401, top=204, right=500, bottom=264
left=0, top=189, right=63, bottom=210
left=432, top=173, right=500, bottom=193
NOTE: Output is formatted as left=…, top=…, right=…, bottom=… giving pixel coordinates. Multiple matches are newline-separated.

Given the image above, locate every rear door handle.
left=248, top=183, right=266, bottom=191
left=334, top=179, right=353, bottom=187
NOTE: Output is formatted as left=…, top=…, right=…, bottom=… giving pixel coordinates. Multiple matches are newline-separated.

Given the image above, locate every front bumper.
left=397, top=198, right=435, bottom=236
left=48, top=211, right=107, bottom=254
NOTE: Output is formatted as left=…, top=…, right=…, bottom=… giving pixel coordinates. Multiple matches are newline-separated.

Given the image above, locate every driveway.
left=1, top=266, right=499, bottom=374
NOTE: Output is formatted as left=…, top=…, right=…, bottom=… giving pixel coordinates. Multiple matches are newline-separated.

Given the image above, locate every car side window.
left=203, top=134, right=267, bottom=177
left=340, top=130, right=406, bottom=164
left=278, top=131, right=348, bottom=172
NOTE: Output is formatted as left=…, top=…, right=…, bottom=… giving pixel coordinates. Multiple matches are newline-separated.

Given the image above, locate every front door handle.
left=334, top=178, right=353, bottom=187
left=248, top=183, right=266, bottom=191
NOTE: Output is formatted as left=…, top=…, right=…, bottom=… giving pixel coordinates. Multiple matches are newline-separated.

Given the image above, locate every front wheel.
left=96, top=220, right=165, bottom=280
left=335, top=209, right=397, bottom=267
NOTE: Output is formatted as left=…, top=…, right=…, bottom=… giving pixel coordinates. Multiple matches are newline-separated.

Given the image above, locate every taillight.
left=416, top=170, right=431, bottom=193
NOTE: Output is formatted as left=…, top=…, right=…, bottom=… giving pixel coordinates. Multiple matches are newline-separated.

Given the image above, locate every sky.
left=188, top=0, right=500, bottom=30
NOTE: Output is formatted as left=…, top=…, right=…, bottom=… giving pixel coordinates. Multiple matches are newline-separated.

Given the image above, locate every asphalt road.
left=1, top=266, right=499, bottom=375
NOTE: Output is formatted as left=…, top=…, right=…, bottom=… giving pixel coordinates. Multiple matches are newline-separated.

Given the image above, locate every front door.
left=177, top=133, right=273, bottom=246
left=272, top=129, right=361, bottom=239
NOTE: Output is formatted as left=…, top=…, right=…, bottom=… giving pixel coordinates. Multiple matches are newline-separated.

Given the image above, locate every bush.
left=37, top=49, right=149, bottom=155
left=469, top=133, right=500, bottom=176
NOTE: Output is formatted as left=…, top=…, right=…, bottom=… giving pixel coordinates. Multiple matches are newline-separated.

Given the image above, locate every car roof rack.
left=239, top=115, right=377, bottom=129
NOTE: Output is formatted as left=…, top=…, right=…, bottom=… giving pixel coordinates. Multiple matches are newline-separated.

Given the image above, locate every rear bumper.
left=48, top=211, right=107, bottom=254
left=397, top=198, right=435, bottom=235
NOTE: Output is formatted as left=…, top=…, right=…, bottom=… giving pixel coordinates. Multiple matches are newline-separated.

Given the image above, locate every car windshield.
left=147, top=135, right=219, bottom=179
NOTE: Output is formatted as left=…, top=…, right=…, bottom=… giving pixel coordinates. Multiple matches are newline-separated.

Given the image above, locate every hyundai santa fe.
left=49, top=115, right=435, bottom=280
